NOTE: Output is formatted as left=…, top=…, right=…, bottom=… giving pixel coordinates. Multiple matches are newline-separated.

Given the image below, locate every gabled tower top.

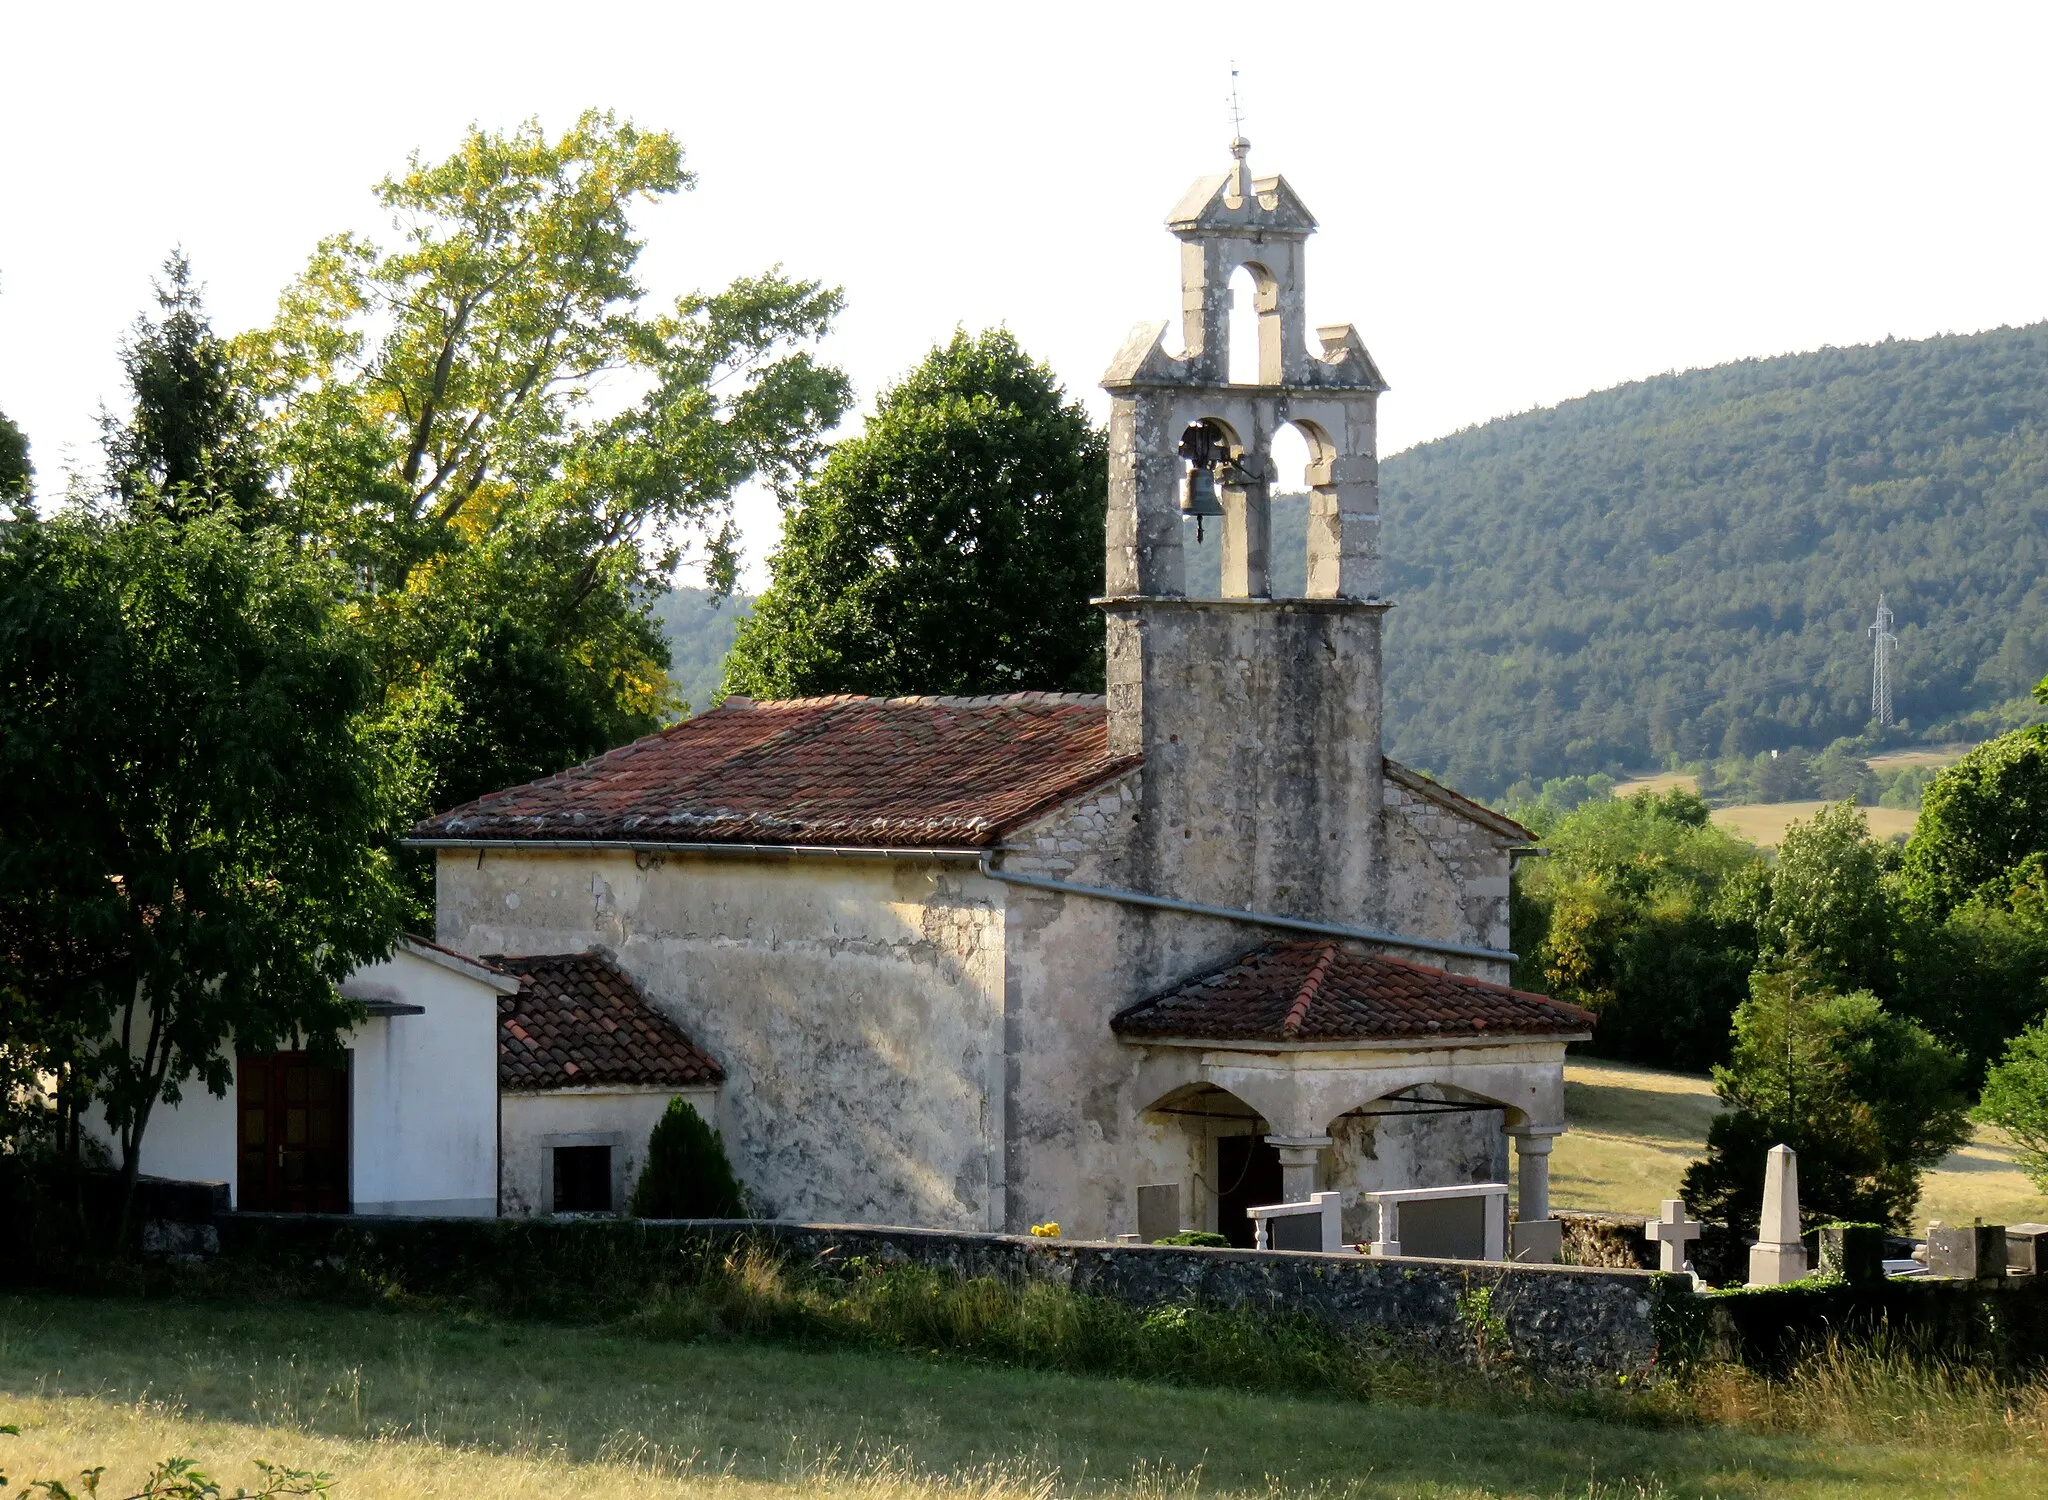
left=1165, top=138, right=1319, bottom=237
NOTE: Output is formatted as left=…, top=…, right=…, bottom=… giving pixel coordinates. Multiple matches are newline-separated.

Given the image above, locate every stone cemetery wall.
left=211, top=1213, right=1675, bottom=1380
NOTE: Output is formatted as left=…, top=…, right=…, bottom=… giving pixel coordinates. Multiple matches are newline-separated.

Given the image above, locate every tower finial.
left=1227, top=64, right=1251, bottom=199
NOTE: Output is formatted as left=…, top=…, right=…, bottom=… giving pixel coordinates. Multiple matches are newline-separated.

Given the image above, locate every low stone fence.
left=214, top=1213, right=1678, bottom=1380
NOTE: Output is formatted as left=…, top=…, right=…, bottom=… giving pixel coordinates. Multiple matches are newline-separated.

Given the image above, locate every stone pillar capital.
left=1263, top=1135, right=1334, bottom=1158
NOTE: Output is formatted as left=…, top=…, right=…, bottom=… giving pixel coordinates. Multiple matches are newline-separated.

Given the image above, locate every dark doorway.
left=238, top=1052, right=350, bottom=1213
left=1215, top=1133, right=1284, bottom=1248
left=553, top=1145, right=614, bottom=1213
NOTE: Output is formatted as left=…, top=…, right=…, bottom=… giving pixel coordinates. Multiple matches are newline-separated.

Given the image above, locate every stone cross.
left=1747, top=1143, right=1808, bottom=1286
left=1645, top=1199, right=1702, bottom=1274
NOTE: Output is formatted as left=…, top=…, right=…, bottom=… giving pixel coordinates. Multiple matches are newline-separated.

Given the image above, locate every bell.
left=1181, top=464, right=1224, bottom=542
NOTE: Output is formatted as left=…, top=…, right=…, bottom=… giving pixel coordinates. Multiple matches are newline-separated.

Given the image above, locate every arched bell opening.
left=1137, top=1081, right=1278, bottom=1247
left=1225, top=262, right=1279, bottom=386
left=1177, top=417, right=1244, bottom=595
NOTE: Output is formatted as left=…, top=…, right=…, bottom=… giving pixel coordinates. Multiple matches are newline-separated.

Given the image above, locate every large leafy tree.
left=1757, top=801, right=1895, bottom=995
left=1680, top=968, right=1971, bottom=1236
left=1899, top=694, right=2048, bottom=921
left=1512, top=788, right=1763, bottom=1071
left=0, top=263, right=406, bottom=1232
left=0, top=508, right=406, bottom=1229
left=1890, top=689, right=2048, bottom=1069
left=1978, top=1010, right=2048, bottom=1193
left=246, top=110, right=850, bottom=828
left=723, top=328, right=1107, bottom=699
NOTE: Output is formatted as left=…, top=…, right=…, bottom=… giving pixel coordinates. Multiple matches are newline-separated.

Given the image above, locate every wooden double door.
left=238, top=1052, right=351, bottom=1213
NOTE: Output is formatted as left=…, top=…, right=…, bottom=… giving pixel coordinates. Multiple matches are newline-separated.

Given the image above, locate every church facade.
left=413, top=144, right=1592, bottom=1248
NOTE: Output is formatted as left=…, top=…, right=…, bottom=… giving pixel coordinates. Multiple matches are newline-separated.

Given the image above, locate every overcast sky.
left=5, top=1, right=2045, bottom=587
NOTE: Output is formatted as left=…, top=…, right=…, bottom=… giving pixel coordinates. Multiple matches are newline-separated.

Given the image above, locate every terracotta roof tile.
left=487, top=952, right=723, bottom=1091
left=1111, top=941, right=1593, bottom=1045
left=412, top=694, right=1136, bottom=850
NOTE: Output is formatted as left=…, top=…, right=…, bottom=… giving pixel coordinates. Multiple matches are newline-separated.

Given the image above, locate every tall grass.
left=621, top=1244, right=1476, bottom=1410
left=1685, top=1331, right=2048, bottom=1450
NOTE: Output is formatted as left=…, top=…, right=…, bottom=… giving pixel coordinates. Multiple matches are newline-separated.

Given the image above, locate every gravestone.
left=1248, top=1190, right=1348, bottom=1252
left=1926, top=1223, right=2007, bottom=1282
left=1366, top=1183, right=1509, bottom=1261
left=1645, top=1199, right=1702, bottom=1274
left=1136, top=1183, right=1181, bottom=1243
left=1747, top=1144, right=1808, bottom=1286
left=1817, top=1223, right=1885, bottom=1285
left=2006, top=1223, right=2047, bottom=1276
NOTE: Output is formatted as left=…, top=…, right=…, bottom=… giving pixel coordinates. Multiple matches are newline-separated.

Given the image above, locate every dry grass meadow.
left=2, top=1292, right=2046, bottom=1500
left=1550, top=1058, right=2048, bottom=1227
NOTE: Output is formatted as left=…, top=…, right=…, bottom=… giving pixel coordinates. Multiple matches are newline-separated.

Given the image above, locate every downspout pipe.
left=975, top=851, right=1516, bottom=966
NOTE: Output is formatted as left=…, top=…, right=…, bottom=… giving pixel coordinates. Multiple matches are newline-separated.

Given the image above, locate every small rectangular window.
left=552, top=1145, right=613, bottom=1213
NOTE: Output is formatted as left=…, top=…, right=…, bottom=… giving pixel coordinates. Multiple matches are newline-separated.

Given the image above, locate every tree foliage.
left=723, top=328, right=1107, bottom=699
left=1377, top=327, right=2048, bottom=797
left=245, top=110, right=849, bottom=835
left=1757, top=802, right=1894, bottom=994
left=0, top=507, right=405, bottom=1218
left=0, top=405, right=28, bottom=502
left=1680, top=968, right=1972, bottom=1233
left=1977, top=1016, right=2048, bottom=1193
left=629, top=1096, right=744, bottom=1218
left=1512, top=788, right=1762, bottom=1070
left=1899, top=712, right=2048, bottom=920
left=102, top=252, right=274, bottom=527
left=0, top=262, right=404, bottom=1229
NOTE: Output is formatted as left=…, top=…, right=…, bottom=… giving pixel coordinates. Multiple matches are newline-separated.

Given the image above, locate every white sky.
left=5, top=1, right=2045, bottom=588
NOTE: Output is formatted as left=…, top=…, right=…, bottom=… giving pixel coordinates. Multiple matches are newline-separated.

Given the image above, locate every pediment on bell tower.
left=1167, top=171, right=1318, bottom=236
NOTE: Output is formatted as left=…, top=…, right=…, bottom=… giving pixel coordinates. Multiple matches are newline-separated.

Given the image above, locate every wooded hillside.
left=1373, top=324, right=2048, bottom=796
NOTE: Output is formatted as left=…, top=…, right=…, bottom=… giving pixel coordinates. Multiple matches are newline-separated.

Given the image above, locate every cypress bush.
left=629, top=1099, right=746, bottom=1219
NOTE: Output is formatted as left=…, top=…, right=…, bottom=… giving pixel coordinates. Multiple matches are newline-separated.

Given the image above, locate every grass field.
left=1602, top=780, right=1919, bottom=847
left=1551, top=1059, right=2048, bottom=1227
left=1, top=1293, right=2044, bottom=1500
left=1705, top=802, right=1917, bottom=848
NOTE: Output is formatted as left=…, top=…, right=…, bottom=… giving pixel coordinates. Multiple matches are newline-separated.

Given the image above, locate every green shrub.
left=1152, top=1230, right=1228, bottom=1247
left=629, top=1099, right=745, bottom=1219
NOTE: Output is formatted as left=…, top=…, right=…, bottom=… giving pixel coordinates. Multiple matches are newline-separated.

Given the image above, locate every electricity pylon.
left=1869, top=594, right=1898, bottom=728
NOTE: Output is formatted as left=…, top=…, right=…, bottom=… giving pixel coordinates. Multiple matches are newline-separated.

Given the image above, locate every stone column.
left=1506, top=1125, right=1564, bottom=1223
left=1265, top=1134, right=1332, bottom=1203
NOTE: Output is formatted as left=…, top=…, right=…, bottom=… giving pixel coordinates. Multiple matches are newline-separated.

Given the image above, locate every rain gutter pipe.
left=973, top=851, right=1515, bottom=966
left=401, top=837, right=1515, bottom=965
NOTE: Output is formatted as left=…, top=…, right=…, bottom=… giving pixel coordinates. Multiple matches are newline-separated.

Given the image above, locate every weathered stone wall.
left=1101, top=598, right=1387, bottom=930
left=1380, top=777, right=1515, bottom=983
left=210, top=1212, right=1677, bottom=1381
left=438, top=849, right=1006, bottom=1231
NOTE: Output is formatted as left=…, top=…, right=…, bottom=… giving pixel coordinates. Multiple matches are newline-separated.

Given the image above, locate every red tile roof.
left=412, top=694, right=1136, bottom=850
left=1110, top=941, right=1593, bottom=1045
left=487, top=952, right=723, bottom=1091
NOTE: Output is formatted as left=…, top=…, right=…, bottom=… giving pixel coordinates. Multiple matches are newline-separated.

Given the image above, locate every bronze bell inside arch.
left=1178, top=422, right=1227, bottom=542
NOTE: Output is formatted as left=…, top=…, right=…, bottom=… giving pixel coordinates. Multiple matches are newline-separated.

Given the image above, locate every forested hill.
left=1372, top=324, right=2048, bottom=797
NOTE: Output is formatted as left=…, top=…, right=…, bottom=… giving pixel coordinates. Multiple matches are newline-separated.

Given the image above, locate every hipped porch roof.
left=1111, top=941, right=1593, bottom=1047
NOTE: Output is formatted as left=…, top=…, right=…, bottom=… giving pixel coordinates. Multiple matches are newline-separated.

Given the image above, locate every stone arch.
left=1317, top=1080, right=1534, bottom=1248
left=1136, top=1080, right=1281, bottom=1246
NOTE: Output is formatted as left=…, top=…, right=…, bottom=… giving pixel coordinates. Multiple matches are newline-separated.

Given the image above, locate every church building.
left=409, top=141, right=1594, bottom=1250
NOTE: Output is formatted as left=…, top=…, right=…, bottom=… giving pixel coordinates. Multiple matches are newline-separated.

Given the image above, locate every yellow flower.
left=1028, top=1222, right=1061, bottom=1239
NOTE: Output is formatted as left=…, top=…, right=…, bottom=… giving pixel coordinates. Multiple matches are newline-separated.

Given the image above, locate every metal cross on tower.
left=1869, top=594, right=1898, bottom=728
left=1227, top=64, right=1246, bottom=141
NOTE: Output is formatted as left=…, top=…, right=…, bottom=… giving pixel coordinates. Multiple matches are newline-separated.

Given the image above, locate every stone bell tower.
left=1101, top=138, right=1391, bottom=928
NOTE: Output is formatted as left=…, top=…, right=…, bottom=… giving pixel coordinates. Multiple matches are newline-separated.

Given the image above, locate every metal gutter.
left=402, top=838, right=1515, bottom=965
left=975, top=851, right=1517, bottom=965
left=403, top=837, right=988, bottom=862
